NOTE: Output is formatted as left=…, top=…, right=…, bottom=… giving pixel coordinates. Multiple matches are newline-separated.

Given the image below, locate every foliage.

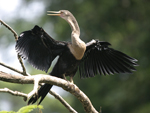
left=0, top=105, right=43, bottom=113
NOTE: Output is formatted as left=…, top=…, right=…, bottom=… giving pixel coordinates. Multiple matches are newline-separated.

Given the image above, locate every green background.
left=0, top=0, right=150, bottom=113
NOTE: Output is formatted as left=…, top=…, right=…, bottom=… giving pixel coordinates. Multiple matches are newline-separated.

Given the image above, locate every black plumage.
left=79, top=40, right=138, bottom=78
left=16, top=25, right=67, bottom=72
left=15, top=25, right=138, bottom=105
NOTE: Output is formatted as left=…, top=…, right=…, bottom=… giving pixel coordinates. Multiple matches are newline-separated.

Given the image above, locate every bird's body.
left=15, top=10, right=138, bottom=105
left=51, top=44, right=80, bottom=78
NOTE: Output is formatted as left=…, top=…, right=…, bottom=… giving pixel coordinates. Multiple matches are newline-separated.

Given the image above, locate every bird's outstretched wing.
left=16, top=25, right=67, bottom=72
left=79, top=40, right=138, bottom=78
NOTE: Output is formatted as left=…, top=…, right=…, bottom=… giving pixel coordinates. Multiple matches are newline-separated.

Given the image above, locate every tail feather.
left=28, top=84, right=52, bottom=105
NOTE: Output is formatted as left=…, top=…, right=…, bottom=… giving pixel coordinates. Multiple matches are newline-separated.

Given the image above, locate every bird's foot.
left=70, top=77, right=74, bottom=84
left=63, top=74, right=74, bottom=83
left=63, top=74, right=67, bottom=80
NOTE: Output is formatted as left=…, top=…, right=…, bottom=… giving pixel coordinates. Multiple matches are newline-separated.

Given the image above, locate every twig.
left=0, top=88, right=27, bottom=98
left=0, top=19, right=28, bottom=76
left=49, top=90, right=77, bottom=113
left=0, top=19, right=18, bottom=41
left=17, top=55, right=29, bottom=76
left=0, top=71, right=98, bottom=113
left=0, top=62, right=30, bottom=76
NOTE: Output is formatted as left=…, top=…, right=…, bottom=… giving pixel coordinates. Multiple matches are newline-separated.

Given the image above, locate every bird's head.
left=47, top=10, right=73, bottom=21
left=47, top=10, right=80, bottom=35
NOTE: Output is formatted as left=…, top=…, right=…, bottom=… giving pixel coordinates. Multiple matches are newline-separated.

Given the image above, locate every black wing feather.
left=107, top=49, right=137, bottom=71
left=16, top=25, right=67, bottom=72
left=79, top=40, right=138, bottom=78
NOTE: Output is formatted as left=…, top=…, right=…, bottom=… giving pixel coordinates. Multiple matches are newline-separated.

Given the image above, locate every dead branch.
left=0, top=20, right=18, bottom=41
left=49, top=90, right=77, bottom=113
left=17, top=54, right=28, bottom=76
left=0, top=71, right=98, bottom=113
left=0, top=62, right=30, bottom=76
left=0, top=19, right=28, bottom=76
left=0, top=88, right=27, bottom=98
left=0, top=71, right=77, bottom=113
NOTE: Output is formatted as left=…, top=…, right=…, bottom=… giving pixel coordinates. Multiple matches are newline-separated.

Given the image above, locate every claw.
left=70, top=76, right=74, bottom=84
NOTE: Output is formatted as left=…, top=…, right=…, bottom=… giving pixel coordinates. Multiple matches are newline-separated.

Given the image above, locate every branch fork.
left=27, top=75, right=42, bottom=99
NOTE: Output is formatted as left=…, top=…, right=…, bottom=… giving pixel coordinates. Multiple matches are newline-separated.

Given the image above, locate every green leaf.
left=0, top=111, right=15, bottom=113
left=17, top=105, right=43, bottom=113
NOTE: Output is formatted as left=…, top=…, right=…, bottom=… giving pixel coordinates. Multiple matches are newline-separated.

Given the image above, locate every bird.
left=15, top=10, right=138, bottom=105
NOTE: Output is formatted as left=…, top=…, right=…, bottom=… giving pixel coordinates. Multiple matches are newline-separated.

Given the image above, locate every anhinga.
left=15, top=10, right=138, bottom=105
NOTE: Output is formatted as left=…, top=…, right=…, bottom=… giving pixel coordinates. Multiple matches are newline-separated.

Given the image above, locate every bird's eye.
left=60, top=12, right=64, bottom=17
left=61, top=12, right=67, bottom=18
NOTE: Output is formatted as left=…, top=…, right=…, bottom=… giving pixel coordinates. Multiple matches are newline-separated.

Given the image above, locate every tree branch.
left=49, top=90, right=77, bottom=113
left=0, top=62, right=30, bottom=76
left=17, top=54, right=28, bottom=76
left=0, top=88, right=27, bottom=98
left=0, top=71, right=77, bottom=113
left=0, top=71, right=98, bottom=113
left=0, top=19, right=18, bottom=41
left=0, top=19, right=28, bottom=76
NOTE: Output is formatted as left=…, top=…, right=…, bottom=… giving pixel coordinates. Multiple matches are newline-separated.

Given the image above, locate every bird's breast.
left=68, top=42, right=86, bottom=60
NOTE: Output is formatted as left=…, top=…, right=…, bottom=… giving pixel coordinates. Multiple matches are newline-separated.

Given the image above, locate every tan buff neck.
left=67, top=16, right=86, bottom=60
left=67, top=16, right=80, bottom=35
left=68, top=34, right=86, bottom=60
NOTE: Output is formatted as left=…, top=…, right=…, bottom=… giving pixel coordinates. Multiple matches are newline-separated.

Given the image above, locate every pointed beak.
left=47, top=11, right=61, bottom=16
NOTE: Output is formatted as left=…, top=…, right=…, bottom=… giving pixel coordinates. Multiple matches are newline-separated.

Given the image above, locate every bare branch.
left=0, top=62, right=30, bottom=76
left=0, top=71, right=98, bottom=113
left=0, top=88, right=27, bottom=98
left=0, top=71, right=77, bottom=112
left=49, top=90, right=77, bottom=113
left=17, top=54, right=28, bottom=76
left=0, top=19, right=18, bottom=41
left=0, top=19, right=28, bottom=76
left=0, top=62, right=22, bottom=74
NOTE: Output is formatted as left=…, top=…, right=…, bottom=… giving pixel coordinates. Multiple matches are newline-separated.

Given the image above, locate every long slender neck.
left=66, top=15, right=86, bottom=60
left=67, top=16, right=80, bottom=36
